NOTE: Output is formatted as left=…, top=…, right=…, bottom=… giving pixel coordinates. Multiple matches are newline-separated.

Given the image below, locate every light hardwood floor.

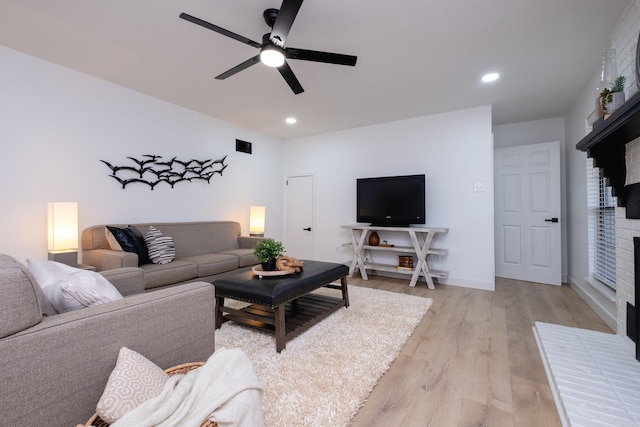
left=347, top=275, right=613, bottom=427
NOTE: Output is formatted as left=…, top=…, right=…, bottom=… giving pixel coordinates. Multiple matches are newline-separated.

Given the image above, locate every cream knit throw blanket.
left=111, top=348, right=264, bottom=427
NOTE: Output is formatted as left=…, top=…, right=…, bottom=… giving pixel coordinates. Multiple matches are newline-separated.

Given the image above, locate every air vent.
left=236, top=139, right=252, bottom=154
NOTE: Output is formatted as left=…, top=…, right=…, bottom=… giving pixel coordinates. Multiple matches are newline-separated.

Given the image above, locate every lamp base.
left=48, top=251, right=78, bottom=266
left=250, top=233, right=265, bottom=237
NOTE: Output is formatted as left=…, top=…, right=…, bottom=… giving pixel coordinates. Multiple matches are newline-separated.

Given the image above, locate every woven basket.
left=83, top=362, right=218, bottom=427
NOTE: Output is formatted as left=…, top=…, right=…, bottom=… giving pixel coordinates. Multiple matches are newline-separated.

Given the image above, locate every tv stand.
left=342, top=225, right=448, bottom=289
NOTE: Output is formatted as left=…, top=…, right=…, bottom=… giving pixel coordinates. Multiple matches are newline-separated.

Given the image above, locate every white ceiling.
left=0, top=0, right=630, bottom=140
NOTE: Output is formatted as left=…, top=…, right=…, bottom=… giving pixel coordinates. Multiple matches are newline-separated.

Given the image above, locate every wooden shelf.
left=342, top=225, right=449, bottom=289
left=364, top=262, right=449, bottom=280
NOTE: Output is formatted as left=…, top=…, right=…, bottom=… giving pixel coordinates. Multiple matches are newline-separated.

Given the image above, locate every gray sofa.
left=82, top=221, right=263, bottom=290
left=0, top=254, right=216, bottom=427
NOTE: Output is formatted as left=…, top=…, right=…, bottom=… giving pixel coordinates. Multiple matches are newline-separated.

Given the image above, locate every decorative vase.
left=368, top=231, right=380, bottom=246
left=596, top=49, right=617, bottom=119
left=261, top=259, right=277, bottom=271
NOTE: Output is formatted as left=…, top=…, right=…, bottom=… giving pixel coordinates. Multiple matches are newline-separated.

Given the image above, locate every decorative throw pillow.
left=96, top=347, right=169, bottom=424
left=106, top=225, right=151, bottom=265
left=27, top=259, right=123, bottom=313
left=144, top=226, right=176, bottom=265
left=105, top=228, right=123, bottom=251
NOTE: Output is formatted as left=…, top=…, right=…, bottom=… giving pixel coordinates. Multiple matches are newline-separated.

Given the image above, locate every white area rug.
left=534, top=321, right=640, bottom=427
left=215, top=285, right=432, bottom=427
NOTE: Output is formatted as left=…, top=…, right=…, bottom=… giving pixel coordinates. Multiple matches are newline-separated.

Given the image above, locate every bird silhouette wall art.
left=101, top=154, right=228, bottom=190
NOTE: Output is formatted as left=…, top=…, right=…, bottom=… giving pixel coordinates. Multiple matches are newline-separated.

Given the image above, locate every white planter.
left=604, top=91, right=626, bottom=114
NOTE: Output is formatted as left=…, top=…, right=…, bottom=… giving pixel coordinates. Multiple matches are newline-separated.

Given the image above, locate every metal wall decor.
left=101, top=154, right=228, bottom=190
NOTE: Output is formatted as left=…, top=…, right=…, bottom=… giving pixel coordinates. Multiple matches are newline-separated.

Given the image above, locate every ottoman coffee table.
left=213, top=260, right=349, bottom=352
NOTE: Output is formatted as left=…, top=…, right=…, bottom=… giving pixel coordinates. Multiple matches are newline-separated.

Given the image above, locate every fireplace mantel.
left=576, top=91, right=640, bottom=206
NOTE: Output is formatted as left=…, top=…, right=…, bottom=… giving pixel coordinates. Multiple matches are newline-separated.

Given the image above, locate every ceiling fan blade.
left=286, top=47, right=357, bottom=66
left=215, top=55, right=261, bottom=80
left=180, top=13, right=262, bottom=49
left=269, top=0, right=303, bottom=46
left=277, top=62, right=304, bottom=94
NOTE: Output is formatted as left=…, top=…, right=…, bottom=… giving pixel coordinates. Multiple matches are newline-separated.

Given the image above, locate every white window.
left=586, top=158, right=616, bottom=289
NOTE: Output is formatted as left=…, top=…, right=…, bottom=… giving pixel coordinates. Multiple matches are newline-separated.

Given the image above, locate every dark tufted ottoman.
left=212, top=260, right=349, bottom=352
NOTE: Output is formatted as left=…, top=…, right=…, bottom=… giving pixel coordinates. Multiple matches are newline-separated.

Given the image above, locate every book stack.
left=397, top=255, right=414, bottom=271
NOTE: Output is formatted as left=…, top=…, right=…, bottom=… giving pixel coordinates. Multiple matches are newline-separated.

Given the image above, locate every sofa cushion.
left=96, top=347, right=169, bottom=424
left=0, top=255, right=43, bottom=338
left=181, top=254, right=239, bottom=277
left=27, top=259, right=123, bottom=313
left=147, top=222, right=242, bottom=258
left=144, top=226, right=176, bottom=265
left=106, top=225, right=151, bottom=266
left=219, top=249, right=260, bottom=268
left=140, top=260, right=198, bottom=289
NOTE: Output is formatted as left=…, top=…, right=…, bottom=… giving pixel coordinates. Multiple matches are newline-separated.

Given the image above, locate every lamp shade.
left=250, top=206, right=266, bottom=236
left=47, top=202, right=78, bottom=251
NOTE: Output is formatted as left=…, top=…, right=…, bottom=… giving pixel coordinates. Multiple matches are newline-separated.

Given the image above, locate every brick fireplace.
left=578, top=94, right=640, bottom=352
left=621, top=139, right=640, bottom=355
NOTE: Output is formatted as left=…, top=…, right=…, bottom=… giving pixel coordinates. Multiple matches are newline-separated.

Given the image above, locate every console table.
left=342, top=225, right=448, bottom=289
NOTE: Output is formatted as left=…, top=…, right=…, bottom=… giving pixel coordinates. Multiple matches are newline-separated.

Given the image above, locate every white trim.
left=585, top=275, right=616, bottom=302
left=568, top=275, right=617, bottom=331
left=533, top=325, right=569, bottom=427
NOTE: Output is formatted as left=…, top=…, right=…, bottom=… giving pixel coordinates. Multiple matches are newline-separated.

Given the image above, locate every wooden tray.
left=252, top=265, right=296, bottom=278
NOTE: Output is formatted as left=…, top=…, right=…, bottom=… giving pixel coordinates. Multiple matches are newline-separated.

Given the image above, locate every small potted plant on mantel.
left=600, top=75, right=626, bottom=116
left=253, top=238, right=285, bottom=271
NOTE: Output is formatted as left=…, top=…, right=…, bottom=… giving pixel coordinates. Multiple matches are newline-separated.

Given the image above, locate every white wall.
left=0, top=45, right=284, bottom=264
left=282, top=106, right=495, bottom=291
left=493, top=117, right=568, bottom=282
left=493, top=117, right=565, bottom=150
left=565, top=0, right=640, bottom=332
left=0, top=44, right=495, bottom=292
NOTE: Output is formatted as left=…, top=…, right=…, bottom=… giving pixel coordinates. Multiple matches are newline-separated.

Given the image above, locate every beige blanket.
left=111, top=348, right=264, bottom=427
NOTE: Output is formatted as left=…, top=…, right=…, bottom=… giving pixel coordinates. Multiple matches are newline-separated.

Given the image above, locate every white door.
left=494, top=141, right=561, bottom=286
left=285, top=175, right=313, bottom=259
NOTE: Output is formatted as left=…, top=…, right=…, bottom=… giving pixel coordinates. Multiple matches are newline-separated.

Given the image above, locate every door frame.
left=284, top=173, right=315, bottom=259
left=494, top=140, right=563, bottom=285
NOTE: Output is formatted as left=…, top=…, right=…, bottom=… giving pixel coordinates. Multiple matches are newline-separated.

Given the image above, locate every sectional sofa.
left=82, top=221, right=264, bottom=290
left=0, top=254, right=216, bottom=427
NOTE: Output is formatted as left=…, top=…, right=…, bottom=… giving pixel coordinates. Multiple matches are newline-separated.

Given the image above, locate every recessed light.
left=285, top=117, right=297, bottom=124
left=482, top=72, right=500, bottom=83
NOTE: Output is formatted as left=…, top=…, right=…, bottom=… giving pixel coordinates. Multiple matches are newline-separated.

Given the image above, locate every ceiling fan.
left=179, top=0, right=357, bottom=95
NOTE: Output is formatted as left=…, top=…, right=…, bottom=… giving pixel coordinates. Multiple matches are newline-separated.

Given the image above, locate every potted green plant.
left=600, top=75, right=626, bottom=114
left=253, top=239, right=285, bottom=271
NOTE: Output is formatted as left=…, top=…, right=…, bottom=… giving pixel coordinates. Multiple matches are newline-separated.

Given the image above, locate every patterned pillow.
left=96, top=347, right=169, bottom=424
left=144, top=226, right=176, bottom=264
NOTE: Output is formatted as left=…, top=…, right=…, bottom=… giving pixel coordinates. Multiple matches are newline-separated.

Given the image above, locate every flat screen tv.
left=357, top=174, right=426, bottom=226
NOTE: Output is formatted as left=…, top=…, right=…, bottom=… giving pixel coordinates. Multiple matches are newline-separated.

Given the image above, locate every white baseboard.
left=362, top=270, right=495, bottom=291
left=567, top=275, right=617, bottom=331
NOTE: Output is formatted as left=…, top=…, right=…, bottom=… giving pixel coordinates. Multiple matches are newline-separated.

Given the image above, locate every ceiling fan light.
left=260, top=46, right=285, bottom=67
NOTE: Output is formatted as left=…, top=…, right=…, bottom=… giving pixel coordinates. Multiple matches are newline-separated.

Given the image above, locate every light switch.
left=473, top=182, right=485, bottom=192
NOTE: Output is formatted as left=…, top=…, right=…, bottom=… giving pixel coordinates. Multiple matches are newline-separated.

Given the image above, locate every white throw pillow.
left=27, top=259, right=123, bottom=313
left=96, top=347, right=169, bottom=424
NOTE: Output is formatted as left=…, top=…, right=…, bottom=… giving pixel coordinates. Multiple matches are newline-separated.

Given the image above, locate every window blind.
left=586, top=158, right=616, bottom=289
